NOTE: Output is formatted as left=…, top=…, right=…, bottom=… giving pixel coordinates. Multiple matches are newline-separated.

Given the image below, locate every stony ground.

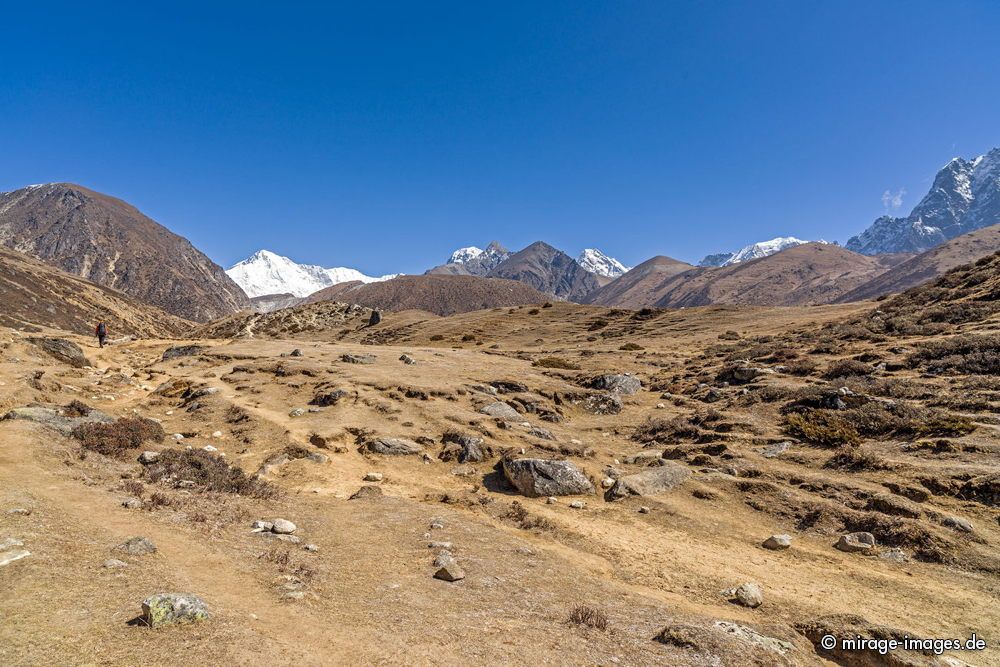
left=0, top=300, right=997, bottom=666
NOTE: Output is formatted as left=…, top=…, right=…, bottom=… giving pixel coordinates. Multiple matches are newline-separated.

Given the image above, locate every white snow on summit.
left=700, top=237, right=827, bottom=267
left=448, top=246, right=484, bottom=264
left=577, top=248, right=630, bottom=278
left=227, top=250, right=398, bottom=298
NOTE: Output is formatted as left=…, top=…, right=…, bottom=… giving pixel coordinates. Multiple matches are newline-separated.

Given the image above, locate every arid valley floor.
left=2, top=257, right=999, bottom=666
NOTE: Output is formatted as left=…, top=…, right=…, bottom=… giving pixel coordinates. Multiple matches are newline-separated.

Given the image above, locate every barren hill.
left=838, top=223, right=1000, bottom=303
left=486, top=241, right=600, bottom=301
left=0, top=183, right=249, bottom=321
left=0, top=246, right=190, bottom=336
left=617, top=244, right=902, bottom=308
left=301, top=274, right=550, bottom=316
left=583, top=255, right=695, bottom=307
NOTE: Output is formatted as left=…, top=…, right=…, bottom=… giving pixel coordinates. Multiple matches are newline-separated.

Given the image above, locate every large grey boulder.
left=606, top=463, right=690, bottom=500
left=27, top=337, right=91, bottom=368
left=479, top=401, right=521, bottom=421
left=502, top=458, right=594, bottom=497
left=581, top=393, right=623, bottom=415
left=1, top=405, right=113, bottom=435
left=589, top=374, right=641, bottom=396
left=365, top=437, right=423, bottom=456
left=141, top=593, right=210, bottom=627
left=835, top=532, right=875, bottom=553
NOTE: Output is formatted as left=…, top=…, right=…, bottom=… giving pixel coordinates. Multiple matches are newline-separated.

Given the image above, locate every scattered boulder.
left=117, top=536, right=157, bottom=555
left=762, top=534, right=792, bottom=551
left=399, top=354, right=416, bottom=365
left=349, top=485, right=383, bottom=500
left=271, top=519, right=297, bottom=534
left=289, top=408, right=305, bottom=417
left=569, top=500, right=586, bottom=509
left=161, top=345, right=205, bottom=361
left=365, top=437, right=423, bottom=456
left=835, top=532, right=875, bottom=553
left=433, top=564, right=465, bottom=582
left=717, top=364, right=772, bottom=385
left=588, top=374, right=641, bottom=396
left=528, top=426, right=555, bottom=441
left=479, top=401, right=521, bottom=421
left=439, top=434, right=492, bottom=463
left=580, top=393, right=623, bottom=415
left=27, top=337, right=91, bottom=367
left=290, top=348, right=303, bottom=357
left=489, top=380, right=528, bottom=394
left=731, top=583, right=763, bottom=608
left=606, top=463, right=690, bottom=500
left=502, top=458, right=595, bottom=497
left=137, top=451, right=161, bottom=465
left=364, top=472, right=384, bottom=482
left=103, top=559, right=128, bottom=569
left=760, top=441, right=791, bottom=458
left=368, top=310, right=382, bottom=326
left=341, top=353, right=376, bottom=364
left=121, top=498, right=143, bottom=509
left=943, top=516, right=974, bottom=533
left=251, top=520, right=274, bottom=532
left=141, top=593, right=210, bottom=628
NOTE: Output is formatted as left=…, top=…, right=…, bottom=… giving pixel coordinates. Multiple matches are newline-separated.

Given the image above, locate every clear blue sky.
left=1, top=1, right=997, bottom=274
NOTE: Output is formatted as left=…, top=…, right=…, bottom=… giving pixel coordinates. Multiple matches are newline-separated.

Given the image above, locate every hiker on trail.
left=95, top=321, right=108, bottom=348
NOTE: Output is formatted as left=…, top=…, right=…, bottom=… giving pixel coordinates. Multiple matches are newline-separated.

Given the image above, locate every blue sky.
left=1, top=1, right=998, bottom=274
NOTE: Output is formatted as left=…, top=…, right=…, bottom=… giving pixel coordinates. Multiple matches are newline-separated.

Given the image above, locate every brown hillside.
left=302, top=274, right=550, bottom=316
left=643, top=243, right=903, bottom=308
left=0, top=246, right=190, bottom=337
left=0, top=183, right=249, bottom=321
left=583, top=255, right=695, bottom=307
left=838, top=223, right=1000, bottom=302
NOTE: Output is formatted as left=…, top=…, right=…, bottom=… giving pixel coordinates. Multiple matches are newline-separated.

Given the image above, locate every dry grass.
left=71, top=417, right=164, bottom=458
left=532, top=357, right=581, bottom=370
left=142, top=449, right=277, bottom=498
left=568, top=604, right=608, bottom=631
left=785, top=410, right=861, bottom=447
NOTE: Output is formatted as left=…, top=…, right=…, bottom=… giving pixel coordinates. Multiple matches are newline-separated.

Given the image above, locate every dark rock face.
left=27, top=337, right=91, bottom=368
left=368, top=310, right=382, bottom=326
left=847, top=148, right=1000, bottom=255
left=0, top=183, right=249, bottom=321
left=486, top=241, right=600, bottom=301
left=310, top=390, right=349, bottom=407
left=502, top=458, right=594, bottom=497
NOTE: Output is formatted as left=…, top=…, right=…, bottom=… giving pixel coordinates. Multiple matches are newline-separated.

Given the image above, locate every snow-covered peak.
left=227, top=249, right=398, bottom=298
left=700, top=237, right=826, bottom=267
left=448, top=246, right=483, bottom=264
left=577, top=248, right=630, bottom=278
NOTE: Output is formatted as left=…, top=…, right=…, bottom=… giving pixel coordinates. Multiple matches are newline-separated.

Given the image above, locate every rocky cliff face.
left=0, top=183, right=249, bottom=321
left=486, top=241, right=600, bottom=301
left=846, top=149, right=1000, bottom=254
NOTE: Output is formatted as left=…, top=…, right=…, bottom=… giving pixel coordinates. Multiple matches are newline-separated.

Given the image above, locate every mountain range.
left=1, top=147, right=998, bottom=323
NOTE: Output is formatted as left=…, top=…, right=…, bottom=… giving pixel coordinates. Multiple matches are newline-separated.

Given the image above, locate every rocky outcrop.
left=606, top=464, right=690, bottom=500
left=502, top=458, right=594, bottom=497
left=141, top=593, right=210, bottom=628
left=27, top=337, right=91, bottom=368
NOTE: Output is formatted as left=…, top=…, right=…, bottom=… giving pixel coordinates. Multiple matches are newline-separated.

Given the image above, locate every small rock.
left=433, top=552, right=456, bottom=568
left=364, top=472, right=384, bottom=482
left=638, top=506, right=650, bottom=514
left=0, top=550, right=31, bottom=567
left=137, top=451, right=160, bottom=465
left=479, top=401, right=521, bottom=421
left=429, top=518, right=445, bottom=530
left=428, top=541, right=453, bottom=549
left=118, top=536, right=157, bottom=555
left=251, top=520, right=274, bottom=532
left=341, top=353, right=376, bottom=364
left=943, top=516, right=973, bottom=533
left=365, top=437, right=423, bottom=456
left=546, top=497, right=557, bottom=504
left=732, top=582, right=763, bottom=608
left=835, top=532, right=876, bottom=553
left=141, top=593, right=210, bottom=627
left=434, top=564, right=465, bottom=582
left=172, top=433, right=185, bottom=440
left=762, top=534, right=792, bottom=551
left=121, top=498, right=143, bottom=509
left=303, top=544, right=319, bottom=552
left=289, top=408, right=305, bottom=418
left=349, top=485, right=383, bottom=500
left=202, top=445, right=218, bottom=452
left=211, top=430, right=223, bottom=438
left=271, top=519, right=297, bottom=534
left=290, top=349, right=303, bottom=357
left=399, top=354, right=416, bottom=365
left=103, top=559, right=128, bottom=569
left=0, top=538, right=24, bottom=550
left=601, top=477, right=615, bottom=489
left=569, top=500, right=586, bottom=509
left=761, top=442, right=791, bottom=458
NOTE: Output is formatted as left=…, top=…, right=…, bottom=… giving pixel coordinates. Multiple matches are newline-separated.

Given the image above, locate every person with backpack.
left=95, top=321, right=108, bottom=348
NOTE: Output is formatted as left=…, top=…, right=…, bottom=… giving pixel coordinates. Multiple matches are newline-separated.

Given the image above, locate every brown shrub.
left=619, top=342, right=644, bottom=351
left=824, top=447, right=890, bottom=471
left=823, top=359, right=871, bottom=379
left=142, top=449, right=276, bottom=498
left=72, top=417, right=165, bottom=458
left=568, top=605, right=608, bottom=631
left=63, top=400, right=94, bottom=417
left=785, top=359, right=818, bottom=376
left=907, top=335, right=1000, bottom=375
left=785, top=410, right=861, bottom=447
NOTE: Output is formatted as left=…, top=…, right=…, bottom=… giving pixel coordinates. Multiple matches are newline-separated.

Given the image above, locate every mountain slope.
left=0, top=246, right=189, bottom=336
left=428, top=241, right=511, bottom=277
left=583, top=256, right=694, bottom=307
left=0, top=183, right=248, bottom=321
left=486, top=241, right=600, bottom=301
left=303, top=274, right=549, bottom=316
left=846, top=148, right=1000, bottom=254
left=838, top=223, right=1000, bottom=302
left=226, top=249, right=396, bottom=298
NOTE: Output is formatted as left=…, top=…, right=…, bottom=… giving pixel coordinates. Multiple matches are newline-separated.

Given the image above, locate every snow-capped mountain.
left=577, top=248, right=630, bottom=278
left=448, top=246, right=484, bottom=264
left=699, top=237, right=824, bottom=267
left=847, top=148, right=1000, bottom=255
left=227, top=250, right=397, bottom=298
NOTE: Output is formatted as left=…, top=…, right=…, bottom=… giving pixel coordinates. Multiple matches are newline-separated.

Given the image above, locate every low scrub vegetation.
left=532, top=357, right=581, bottom=370
left=142, top=449, right=277, bottom=498
left=568, top=604, right=608, bottom=631
left=785, top=410, right=861, bottom=447
left=907, top=334, right=1000, bottom=375
left=72, top=417, right=164, bottom=458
